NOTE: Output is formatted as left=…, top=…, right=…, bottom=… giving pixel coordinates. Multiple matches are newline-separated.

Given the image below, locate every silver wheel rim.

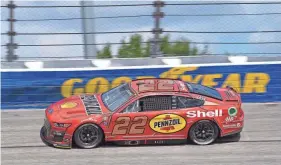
left=193, top=122, right=215, bottom=143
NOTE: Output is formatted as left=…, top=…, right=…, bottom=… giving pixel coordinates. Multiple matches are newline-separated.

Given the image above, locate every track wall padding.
left=1, top=63, right=281, bottom=109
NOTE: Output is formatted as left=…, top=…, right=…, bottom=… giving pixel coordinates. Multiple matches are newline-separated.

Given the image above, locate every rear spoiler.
left=225, top=86, right=241, bottom=102
left=226, top=86, right=238, bottom=93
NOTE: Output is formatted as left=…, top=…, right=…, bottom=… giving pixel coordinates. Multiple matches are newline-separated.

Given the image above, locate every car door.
left=108, top=94, right=189, bottom=142
left=108, top=99, right=151, bottom=141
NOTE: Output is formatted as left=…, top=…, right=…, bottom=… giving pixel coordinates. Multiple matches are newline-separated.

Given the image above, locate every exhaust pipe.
left=126, top=140, right=140, bottom=145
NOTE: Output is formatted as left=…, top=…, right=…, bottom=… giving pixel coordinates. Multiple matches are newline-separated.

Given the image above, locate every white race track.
left=2, top=103, right=281, bottom=165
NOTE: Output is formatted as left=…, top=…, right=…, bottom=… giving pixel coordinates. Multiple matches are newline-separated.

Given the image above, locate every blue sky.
left=1, top=0, right=281, bottom=59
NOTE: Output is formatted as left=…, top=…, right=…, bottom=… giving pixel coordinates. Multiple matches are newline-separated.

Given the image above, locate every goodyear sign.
left=1, top=63, right=281, bottom=109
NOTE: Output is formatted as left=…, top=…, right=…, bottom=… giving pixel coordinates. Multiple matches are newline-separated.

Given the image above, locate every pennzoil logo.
left=149, top=114, right=186, bottom=134
left=61, top=102, right=77, bottom=109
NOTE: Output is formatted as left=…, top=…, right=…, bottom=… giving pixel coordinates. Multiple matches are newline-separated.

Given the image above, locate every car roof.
left=129, top=78, right=189, bottom=94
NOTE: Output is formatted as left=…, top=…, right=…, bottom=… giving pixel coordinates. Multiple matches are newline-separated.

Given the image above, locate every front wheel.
left=74, top=123, right=104, bottom=149
left=189, top=120, right=219, bottom=145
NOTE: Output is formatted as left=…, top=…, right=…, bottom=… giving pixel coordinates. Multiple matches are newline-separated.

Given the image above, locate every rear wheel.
left=74, top=123, right=103, bottom=149
left=189, top=120, right=219, bottom=145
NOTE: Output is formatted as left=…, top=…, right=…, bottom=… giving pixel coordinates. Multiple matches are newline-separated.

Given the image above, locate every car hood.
left=55, top=94, right=104, bottom=119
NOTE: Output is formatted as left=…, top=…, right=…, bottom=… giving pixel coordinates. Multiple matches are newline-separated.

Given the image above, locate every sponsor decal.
left=149, top=114, right=186, bottom=134
left=223, top=122, right=242, bottom=129
left=150, top=140, right=165, bottom=144
left=48, top=109, right=53, bottom=114
left=60, top=102, right=77, bottom=109
left=103, top=116, right=108, bottom=121
left=204, top=101, right=218, bottom=106
left=178, top=81, right=187, bottom=91
left=81, top=117, right=97, bottom=122
left=186, top=109, right=223, bottom=118
left=224, top=107, right=238, bottom=123
left=197, top=95, right=206, bottom=101
left=101, top=116, right=109, bottom=126
left=228, top=107, right=238, bottom=117
left=225, top=116, right=235, bottom=122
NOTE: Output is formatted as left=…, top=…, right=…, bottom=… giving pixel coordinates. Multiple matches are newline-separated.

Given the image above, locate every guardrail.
left=2, top=55, right=281, bottom=69
left=1, top=61, right=281, bottom=109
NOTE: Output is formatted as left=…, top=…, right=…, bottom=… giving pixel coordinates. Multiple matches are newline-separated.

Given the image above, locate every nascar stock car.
left=40, top=78, right=244, bottom=149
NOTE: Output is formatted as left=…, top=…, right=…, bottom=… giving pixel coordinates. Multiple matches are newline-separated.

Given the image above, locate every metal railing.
left=1, top=0, right=281, bottom=62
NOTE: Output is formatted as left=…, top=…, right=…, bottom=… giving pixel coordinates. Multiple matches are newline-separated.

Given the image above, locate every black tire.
left=74, top=123, right=104, bottom=149
left=189, top=120, right=219, bottom=145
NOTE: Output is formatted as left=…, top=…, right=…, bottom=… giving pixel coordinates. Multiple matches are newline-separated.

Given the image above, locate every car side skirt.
left=112, top=139, right=187, bottom=146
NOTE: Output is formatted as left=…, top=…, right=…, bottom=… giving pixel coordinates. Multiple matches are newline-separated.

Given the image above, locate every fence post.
left=6, top=0, right=18, bottom=62
left=151, top=0, right=164, bottom=57
left=80, top=0, right=97, bottom=59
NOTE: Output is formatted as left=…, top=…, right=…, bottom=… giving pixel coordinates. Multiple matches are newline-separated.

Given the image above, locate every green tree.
left=199, top=45, right=209, bottom=55
left=97, top=33, right=208, bottom=58
left=190, top=46, right=198, bottom=55
left=117, top=39, right=129, bottom=58
left=160, top=35, right=172, bottom=54
left=171, top=37, right=190, bottom=55
left=97, top=43, right=112, bottom=59
left=117, top=34, right=149, bottom=58
left=159, top=35, right=200, bottom=56
left=144, top=38, right=151, bottom=57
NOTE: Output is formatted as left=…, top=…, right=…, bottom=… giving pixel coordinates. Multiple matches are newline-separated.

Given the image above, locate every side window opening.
left=121, top=95, right=173, bottom=113
left=122, top=100, right=141, bottom=113
left=140, top=95, right=172, bottom=111
left=121, top=95, right=204, bottom=113
left=176, top=96, right=204, bottom=109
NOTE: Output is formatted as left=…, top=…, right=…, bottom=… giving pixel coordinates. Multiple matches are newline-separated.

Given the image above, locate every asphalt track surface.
left=2, top=103, right=281, bottom=165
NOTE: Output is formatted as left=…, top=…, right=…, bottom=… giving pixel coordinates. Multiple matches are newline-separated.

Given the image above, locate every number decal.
left=112, top=116, right=148, bottom=135
left=138, top=79, right=174, bottom=92
left=129, top=116, right=148, bottom=134
left=138, top=80, right=154, bottom=92
left=158, top=80, right=174, bottom=90
left=112, top=116, right=130, bottom=135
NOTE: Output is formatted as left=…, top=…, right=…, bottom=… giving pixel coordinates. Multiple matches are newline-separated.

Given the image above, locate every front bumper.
left=40, top=126, right=72, bottom=149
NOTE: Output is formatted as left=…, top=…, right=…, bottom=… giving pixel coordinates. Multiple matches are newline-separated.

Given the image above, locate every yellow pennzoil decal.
left=61, top=102, right=77, bottom=109
left=149, top=114, right=186, bottom=134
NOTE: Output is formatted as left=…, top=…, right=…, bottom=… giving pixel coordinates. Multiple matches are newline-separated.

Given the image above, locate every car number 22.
left=112, top=116, right=148, bottom=135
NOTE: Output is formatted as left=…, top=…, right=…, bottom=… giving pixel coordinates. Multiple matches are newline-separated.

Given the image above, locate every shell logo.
left=60, top=102, right=77, bottom=109
left=149, top=114, right=186, bottom=134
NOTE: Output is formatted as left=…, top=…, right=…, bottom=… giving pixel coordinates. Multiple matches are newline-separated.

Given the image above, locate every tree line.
left=97, top=34, right=209, bottom=58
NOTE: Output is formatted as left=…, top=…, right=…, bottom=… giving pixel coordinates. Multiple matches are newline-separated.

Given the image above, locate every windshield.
left=101, top=83, right=134, bottom=112
left=185, top=83, right=222, bottom=100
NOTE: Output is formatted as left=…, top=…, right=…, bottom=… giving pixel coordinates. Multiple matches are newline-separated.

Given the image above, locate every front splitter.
left=40, top=126, right=71, bottom=149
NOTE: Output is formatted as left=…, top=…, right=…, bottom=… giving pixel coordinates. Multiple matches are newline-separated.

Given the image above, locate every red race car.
left=40, top=78, right=244, bottom=149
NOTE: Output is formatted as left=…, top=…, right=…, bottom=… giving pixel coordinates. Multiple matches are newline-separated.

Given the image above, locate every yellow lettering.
left=160, top=67, right=198, bottom=79
left=201, top=74, right=222, bottom=87
left=222, top=74, right=241, bottom=93
left=61, top=79, right=84, bottom=98
left=181, top=75, right=203, bottom=83
left=111, top=76, right=132, bottom=88
left=85, top=77, right=109, bottom=94
left=242, top=73, right=270, bottom=93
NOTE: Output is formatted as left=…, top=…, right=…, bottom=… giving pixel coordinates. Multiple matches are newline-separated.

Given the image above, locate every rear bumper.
left=40, top=126, right=71, bottom=149
left=221, top=128, right=243, bottom=137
